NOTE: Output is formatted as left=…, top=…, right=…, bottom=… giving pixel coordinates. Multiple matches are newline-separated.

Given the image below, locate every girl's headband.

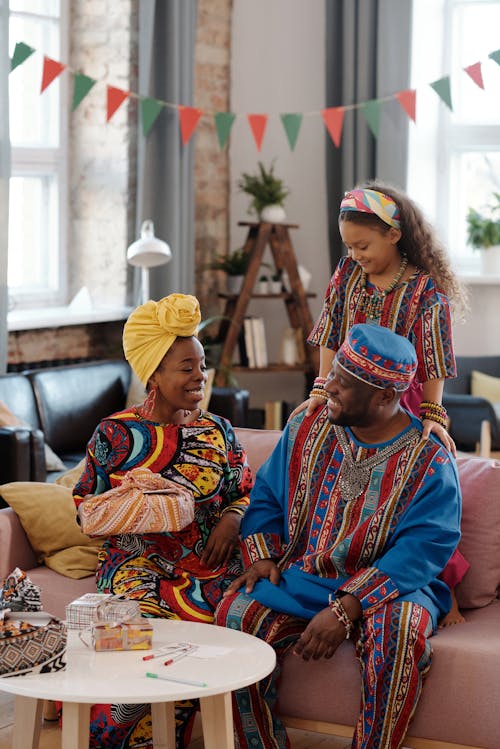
left=340, top=188, right=401, bottom=229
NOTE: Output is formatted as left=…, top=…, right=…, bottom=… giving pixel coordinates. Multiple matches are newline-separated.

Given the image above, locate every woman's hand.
left=201, top=512, right=241, bottom=569
left=223, top=559, right=281, bottom=597
left=288, top=396, right=326, bottom=421
left=422, top=418, right=456, bottom=456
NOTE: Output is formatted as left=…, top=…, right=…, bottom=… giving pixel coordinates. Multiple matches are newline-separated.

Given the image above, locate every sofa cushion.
left=471, top=369, right=500, bottom=403
left=0, top=482, right=102, bottom=579
left=455, top=456, right=500, bottom=609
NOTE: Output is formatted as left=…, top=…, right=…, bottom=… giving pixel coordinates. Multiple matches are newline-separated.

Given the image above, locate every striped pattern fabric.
left=340, top=188, right=401, bottom=229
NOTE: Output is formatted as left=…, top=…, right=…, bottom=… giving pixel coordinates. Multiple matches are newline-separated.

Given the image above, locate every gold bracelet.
left=309, top=388, right=327, bottom=400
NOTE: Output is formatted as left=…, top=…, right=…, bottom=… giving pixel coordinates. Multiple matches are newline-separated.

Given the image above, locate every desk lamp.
left=127, top=220, right=172, bottom=303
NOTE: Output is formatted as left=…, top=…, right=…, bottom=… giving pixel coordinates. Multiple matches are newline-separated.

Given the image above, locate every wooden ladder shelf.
left=215, top=221, right=320, bottom=387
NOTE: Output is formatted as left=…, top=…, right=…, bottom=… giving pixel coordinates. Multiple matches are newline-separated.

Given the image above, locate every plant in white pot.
left=238, top=161, right=290, bottom=224
left=207, top=248, right=250, bottom=294
left=466, top=192, right=500, bottom=274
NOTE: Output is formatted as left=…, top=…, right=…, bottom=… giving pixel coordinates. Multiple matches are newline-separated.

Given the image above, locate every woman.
left=74, top=293, right=252, bottom=749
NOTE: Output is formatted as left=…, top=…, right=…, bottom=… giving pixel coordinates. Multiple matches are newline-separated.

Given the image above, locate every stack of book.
left=239, top=316, right=268, bottom=368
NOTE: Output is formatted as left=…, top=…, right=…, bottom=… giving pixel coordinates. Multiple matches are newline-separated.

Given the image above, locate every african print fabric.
left=73, top=409, right=252, bottom=749
left=308, top=256, right=456, bottom=386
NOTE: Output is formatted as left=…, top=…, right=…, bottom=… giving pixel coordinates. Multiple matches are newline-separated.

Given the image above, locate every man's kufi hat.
left=336, top=324, right=417, bottom=391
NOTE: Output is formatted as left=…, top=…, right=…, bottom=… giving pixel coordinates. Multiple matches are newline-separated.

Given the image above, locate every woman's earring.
left=140, top=385, right=157, bottom=419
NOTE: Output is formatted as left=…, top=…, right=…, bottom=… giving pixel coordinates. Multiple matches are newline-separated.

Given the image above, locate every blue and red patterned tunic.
left=240, top=409, right=461, bottom=629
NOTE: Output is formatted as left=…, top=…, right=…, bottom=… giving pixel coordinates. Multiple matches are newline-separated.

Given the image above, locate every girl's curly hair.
left=339, top=180, right=469, bottom=320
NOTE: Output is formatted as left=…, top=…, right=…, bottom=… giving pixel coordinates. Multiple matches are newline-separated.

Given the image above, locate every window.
left=407, top=0, right=500, bottom=274
left=8, top=0, right=68, bottom=308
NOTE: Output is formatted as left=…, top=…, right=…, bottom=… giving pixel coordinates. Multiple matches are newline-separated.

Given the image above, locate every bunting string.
left=9, top=41, right=500, bottom=151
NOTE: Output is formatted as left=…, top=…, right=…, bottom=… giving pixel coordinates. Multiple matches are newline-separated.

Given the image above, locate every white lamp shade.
left=127, top=220, right=172, bottom=268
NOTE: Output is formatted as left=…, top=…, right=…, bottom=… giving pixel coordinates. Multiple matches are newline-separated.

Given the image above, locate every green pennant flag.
left=214, top=112, right=236, bottom=148
left=72, top=73, right=97, bottom=110
left=488, top=49, right=500, bottom=66
left=362, top=100, right=380, bottom=138
left=141, top=97, right=164, bottom=136
left=280, top=113, right=303, bottom=151
left=430, top=76, right=453, bottom=110
left=10, top=42, right=35, bottom=72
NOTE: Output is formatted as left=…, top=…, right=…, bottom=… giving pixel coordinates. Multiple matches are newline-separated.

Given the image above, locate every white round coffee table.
left=0, top=619, right=276, bottom=749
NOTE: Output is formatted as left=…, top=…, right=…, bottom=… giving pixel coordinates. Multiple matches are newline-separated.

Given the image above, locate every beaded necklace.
left=334, top=423, right=420, bottom=502
left=358, top=254, right=408, bottom=320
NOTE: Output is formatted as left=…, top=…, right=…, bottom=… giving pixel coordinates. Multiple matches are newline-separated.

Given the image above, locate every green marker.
left=146, top=671, right=207, bottom=687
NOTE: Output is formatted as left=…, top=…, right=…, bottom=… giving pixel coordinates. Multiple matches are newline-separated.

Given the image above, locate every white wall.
left=454, top=283, right=500, bottom=355
left=229, top=0, right=329, bottom=408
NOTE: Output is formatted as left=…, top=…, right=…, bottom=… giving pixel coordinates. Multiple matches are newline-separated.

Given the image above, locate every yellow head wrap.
left=123, top=293, right=201, bottom=385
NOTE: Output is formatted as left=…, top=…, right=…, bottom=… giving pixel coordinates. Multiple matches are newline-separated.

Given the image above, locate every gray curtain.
left=325, top=0, right=413, bottom=269
left=0, top=0, right=10, bottom=372
left=132, top=0, right=197, bottom=303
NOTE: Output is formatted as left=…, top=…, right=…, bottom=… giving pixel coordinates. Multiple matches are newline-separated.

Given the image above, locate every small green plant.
left=238, top=161, right=289, bottom=216
left=466, top=192, right=500, bottom=249
left=207, top=248, right=250, bottom=276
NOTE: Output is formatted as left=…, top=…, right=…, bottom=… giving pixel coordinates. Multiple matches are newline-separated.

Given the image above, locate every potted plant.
left=466, top=192, right=500, bottom=274
left=268, top=269, right=283, bottom=294
left=207, top=249, right=250, bottom=294
left=238, top=161, right=290, bottom=223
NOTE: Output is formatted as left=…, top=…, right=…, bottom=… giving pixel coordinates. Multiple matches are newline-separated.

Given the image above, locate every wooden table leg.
left=151, top=701, right=176, bottom=748
left=61, top=702, right=91, bottom=749
left=200, top=692, right=235, bottom=749
left=12, top=696, right=43, bottom=749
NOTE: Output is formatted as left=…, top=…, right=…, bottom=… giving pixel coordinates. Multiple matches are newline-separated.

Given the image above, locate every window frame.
left=8, top=0, right=69, bottom=309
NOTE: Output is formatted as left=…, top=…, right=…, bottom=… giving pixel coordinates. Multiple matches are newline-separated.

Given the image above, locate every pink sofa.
left=1, top=427, right=499, bottom=749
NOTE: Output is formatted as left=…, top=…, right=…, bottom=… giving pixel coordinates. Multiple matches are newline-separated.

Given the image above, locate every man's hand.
left=201, top=512, right=241, bottom=569
left=293, top=594, right=362, bottom=661
left=293, top=607, right=347, bottom=661
left=223, top=559, right=281, bottom=596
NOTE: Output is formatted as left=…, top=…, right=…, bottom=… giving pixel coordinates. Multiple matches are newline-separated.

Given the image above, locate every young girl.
left=300, top=181, right=469, bottom=626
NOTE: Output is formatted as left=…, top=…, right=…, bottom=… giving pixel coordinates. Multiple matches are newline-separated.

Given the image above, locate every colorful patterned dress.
left=215, top=409, right=462, bottom=749
left=73, top=408, right=252, bottom=748
left=308, top=256, right=457, bottom=414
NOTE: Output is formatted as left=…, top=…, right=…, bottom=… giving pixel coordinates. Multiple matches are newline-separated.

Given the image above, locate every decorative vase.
left=268, top=281, right=282, bottom=294
left=260, top=204, right=287, bottom=224
left=256, top=280, right=269, bottom=294
left=226, top=275, right=244, bottom=295
left=480, top=245, right=500, bottom=275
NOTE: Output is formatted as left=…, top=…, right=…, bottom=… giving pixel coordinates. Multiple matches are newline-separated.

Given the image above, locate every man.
left=215, top=323, right=461, bottom=749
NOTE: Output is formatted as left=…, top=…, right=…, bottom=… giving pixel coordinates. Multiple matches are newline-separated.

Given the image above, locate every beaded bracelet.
left=309, top=387, right=327, bottom=400
left=313, top=376, right=327, bottom=387
left=419, top=400, right=448, bottom=428
left=328, top=594, right=354, bottom=639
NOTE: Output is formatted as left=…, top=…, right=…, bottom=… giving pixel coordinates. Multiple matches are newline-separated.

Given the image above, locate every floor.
left=0, top=691, right=349, bottom=748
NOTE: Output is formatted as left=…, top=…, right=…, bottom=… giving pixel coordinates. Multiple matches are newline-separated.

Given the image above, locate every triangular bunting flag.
left=10, top=42, right=35, bottom=72
left=430, top=76, right=453, bottom=110
left=140, top=97, right=164, bottom=136
left=321, top=107, right=344, bottom=147
left=488, top=49, right=500, bottom=66
left=106, top=86, right=130, bottom=122
left=72, top=73, right=97, bottom=111
left=396, top=89, right=416, bottom=122
left=247, top=114, right=268, bottom=151
left=464, top=62, right=484, bottom=89
left=280, top=113, right=303, bottom=151
left=40, top=56, right=66, bottom=93
left=214, top=112, right=236, bottom=149
left=362, top=100, right=381, bottom=138
left=178, top=106, right=203, bottom=145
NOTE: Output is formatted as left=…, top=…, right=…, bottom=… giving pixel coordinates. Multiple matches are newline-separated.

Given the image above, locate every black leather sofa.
left=443, top=355, right=500, bottom=452
left=0, top=359, right=249, bottom=486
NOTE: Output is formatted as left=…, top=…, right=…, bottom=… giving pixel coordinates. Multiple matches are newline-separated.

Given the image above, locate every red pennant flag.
left=464, top=62, right=484, bottom=90
left=321, top=107, right=345, bottom=147
left=247, top=114, right=268, bottom=151
left=396, top=89, right=417, bottom=122
left=106, top=86, right=130, bottom=122
left=40, top=56, right=66, bottom=93
left=178, top=106, right=203, bottom=145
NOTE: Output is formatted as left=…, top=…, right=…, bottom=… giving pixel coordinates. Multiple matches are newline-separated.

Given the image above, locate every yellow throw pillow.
left=54, top=458, right=86, bottom=489
left=471, top=370, right=500, bottom=403
left=0, top=482, right=102, bottom=579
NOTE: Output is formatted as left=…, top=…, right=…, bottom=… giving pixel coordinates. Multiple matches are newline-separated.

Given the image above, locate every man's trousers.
left=215, top=592, right=433, bottom=749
